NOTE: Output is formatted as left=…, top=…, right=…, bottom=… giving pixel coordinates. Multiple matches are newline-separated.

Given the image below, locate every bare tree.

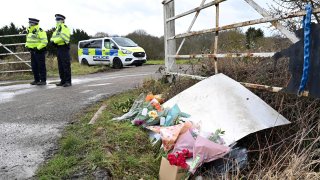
left=271, top=0, right=320, bottom=31
left=94, top=32, right=109, bottom=38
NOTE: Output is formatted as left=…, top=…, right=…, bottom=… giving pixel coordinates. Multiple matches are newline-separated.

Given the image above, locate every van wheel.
left=113, top=58, right=123, bottom=69
left=81, top=58, right=90, bottom=66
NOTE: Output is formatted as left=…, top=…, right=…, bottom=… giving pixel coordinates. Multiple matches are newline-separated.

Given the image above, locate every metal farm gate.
left=162, top=0, right=320, bottom=97
left=0, top=34, right=31, bottom=73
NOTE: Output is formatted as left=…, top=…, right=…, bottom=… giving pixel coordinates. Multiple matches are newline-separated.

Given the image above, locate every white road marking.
left=72, top=72, right=154, bottom=85
left=88, top=83, right=111, bottom=87
left=80, top=90, right=94, bottom=94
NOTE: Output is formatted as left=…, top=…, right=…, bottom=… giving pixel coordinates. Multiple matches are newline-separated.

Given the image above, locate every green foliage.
left=37, top=155, right=78, bottom=179
left=61, top=135, right=84, bottom=156
left=208, top=129, right=225, bottom=143
left=245, top=27, right=264, bottom=49
left=112, top=98, right=135, bottom=113
left=126, top=30, right=164, bottom=60
left=218, top=29, right=247, bottom=53
left=71, top=29, right=90, bottom=44
left=0, top=23, right=25, bottom=54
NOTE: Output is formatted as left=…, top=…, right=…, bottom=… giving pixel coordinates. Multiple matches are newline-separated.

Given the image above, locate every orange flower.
left=145, top=94, right=154, bottom=102
left=151, top=101, right=162, bottom=112
left=155, top=104, right=162, bottom=111
left=154, top=94, right=164, bottom=104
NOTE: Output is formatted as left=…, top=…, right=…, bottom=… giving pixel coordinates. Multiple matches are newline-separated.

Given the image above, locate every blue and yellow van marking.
left=95, top=49, right=102, bottom=56
left=79, top=48, right=127, bottom=57
left=110, top=49, right=118, bottom=56
left=83, top=48, right=89, bottom=55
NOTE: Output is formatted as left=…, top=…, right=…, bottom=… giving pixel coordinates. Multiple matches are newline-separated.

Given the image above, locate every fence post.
left=163, top=0, right=176, bottom=73
left=213, top=4, right=219, bottom=74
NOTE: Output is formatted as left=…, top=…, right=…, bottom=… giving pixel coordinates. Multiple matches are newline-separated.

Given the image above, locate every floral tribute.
left=167, top=149, right=192, bottom=169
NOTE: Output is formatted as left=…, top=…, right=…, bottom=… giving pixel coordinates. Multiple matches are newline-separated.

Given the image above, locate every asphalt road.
left=0, top=65, right=161, bottom=179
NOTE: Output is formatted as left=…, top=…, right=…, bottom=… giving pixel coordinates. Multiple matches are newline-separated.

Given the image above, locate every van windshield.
left=112, top=37, right=137, bottom=47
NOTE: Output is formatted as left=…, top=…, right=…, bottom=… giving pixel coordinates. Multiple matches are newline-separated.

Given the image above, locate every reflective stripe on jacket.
left=25, top=25, right=48, bottom=50
left=50, top=23, right=70, bottom=46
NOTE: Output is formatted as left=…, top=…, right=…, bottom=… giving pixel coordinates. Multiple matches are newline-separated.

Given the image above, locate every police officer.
left=50, top=14, right=72, bottom=87
left=25, top=18, right=48, bottom=85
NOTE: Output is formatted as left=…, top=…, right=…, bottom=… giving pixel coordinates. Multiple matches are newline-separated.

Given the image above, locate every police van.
left=78, top=37, right=147, bottom=68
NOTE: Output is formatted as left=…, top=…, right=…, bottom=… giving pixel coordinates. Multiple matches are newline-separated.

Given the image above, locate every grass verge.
left=0, top=59, right=110, bottom=81
left=36, top=90, right=162, bottom=179
left=47, top=61, right=110, bottom=77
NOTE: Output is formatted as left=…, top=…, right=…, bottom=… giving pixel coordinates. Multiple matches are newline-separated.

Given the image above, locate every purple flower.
left=133, top=119, right=145, bottom=126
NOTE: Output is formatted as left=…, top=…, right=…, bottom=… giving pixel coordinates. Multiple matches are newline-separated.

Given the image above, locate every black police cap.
left=55, top=14, right=66, bottom=20
left=28, top=18, right=40, bottom=24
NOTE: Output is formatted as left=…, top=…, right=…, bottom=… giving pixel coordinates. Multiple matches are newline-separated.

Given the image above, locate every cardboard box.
left=159, top=157, right=187, bottom=180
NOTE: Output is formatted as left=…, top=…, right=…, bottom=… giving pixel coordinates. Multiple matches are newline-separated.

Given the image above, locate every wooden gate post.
left=163, top=0, right=176, bottom=73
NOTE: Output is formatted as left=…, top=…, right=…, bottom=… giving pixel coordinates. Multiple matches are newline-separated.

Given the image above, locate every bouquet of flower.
left=167, top=149, right=192, bottom=169
left=131, top=93, right=165, bottom=126
left=147, top=121, right=193, bottom=151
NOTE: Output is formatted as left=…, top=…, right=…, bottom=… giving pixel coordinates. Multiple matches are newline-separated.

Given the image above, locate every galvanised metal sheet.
left=163, top=74, right=291, bottom=145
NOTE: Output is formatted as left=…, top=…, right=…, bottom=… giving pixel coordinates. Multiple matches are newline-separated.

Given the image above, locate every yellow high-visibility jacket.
left=50, top=23, right=70, bottom=46
left=25, top=25, right=48, bottom=50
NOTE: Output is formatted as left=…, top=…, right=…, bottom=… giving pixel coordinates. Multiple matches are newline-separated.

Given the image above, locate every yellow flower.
left=148, top=110, right=158, bottom=119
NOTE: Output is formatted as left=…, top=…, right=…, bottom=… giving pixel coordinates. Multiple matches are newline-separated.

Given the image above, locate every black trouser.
left=31, top=50, right=46, bottom=82
left=57, top=45, right=71, bottom=84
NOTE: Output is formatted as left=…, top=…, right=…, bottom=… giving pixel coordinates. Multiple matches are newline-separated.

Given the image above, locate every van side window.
left=104, top=39, right=111, bottom=49
left=88, top=40, right=102, bottom=49
left=79, top=42, right=90, bottom=48
left=110, top=41, right=118, bottom=49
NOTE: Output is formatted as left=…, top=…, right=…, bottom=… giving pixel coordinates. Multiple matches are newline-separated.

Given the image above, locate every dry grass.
left=238, top=93, right=320, bottom=180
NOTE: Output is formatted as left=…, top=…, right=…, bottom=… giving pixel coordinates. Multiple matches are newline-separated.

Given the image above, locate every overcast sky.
left=0, top=0, right=276, bottom=37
